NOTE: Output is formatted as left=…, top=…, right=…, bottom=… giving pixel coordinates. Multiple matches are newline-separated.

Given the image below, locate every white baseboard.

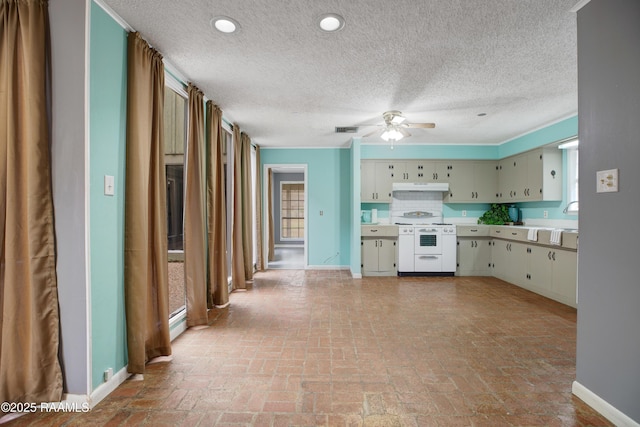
left=170, top=317, right=187, bottom=341
left=305, top=265, right=350, bottom=270
left=572, top=381, right=639, bottom=427
left=87, top=365, right=130, bottom=408
left=352, top=272, right=362, bottom=279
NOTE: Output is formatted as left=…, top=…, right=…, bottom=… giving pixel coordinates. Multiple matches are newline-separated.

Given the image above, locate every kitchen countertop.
left=456, top=224, right=578, bottom=250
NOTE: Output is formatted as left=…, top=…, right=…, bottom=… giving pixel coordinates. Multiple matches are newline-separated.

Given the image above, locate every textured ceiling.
left=100, top=0, right=578, bottom=148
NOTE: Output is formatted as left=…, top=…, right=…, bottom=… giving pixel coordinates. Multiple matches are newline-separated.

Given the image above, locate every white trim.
left=165, top=72, right=188, bottom=98
left=279, top=180, right=305, bottom=241
left=88, top=365, right=130, bottom=408
left=571, top=0, right=592, bottom=13
left=352, top=272, right=363, bottom=279
left=84, top=0, right=93, bottom=395
left=263, top=164, right=308, bottom=269
left=306, top=265, right=351, bottom=270
left=92, top=0, right=133, bottom=31
left=572, top=381, right=640, bottom=427
left=169, top=310, right=187, bottom=341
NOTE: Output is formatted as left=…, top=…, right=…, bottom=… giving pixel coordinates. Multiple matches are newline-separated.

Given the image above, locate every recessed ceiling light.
left=211, top=16, right=240, bottom=34
left=318, top=13, right=345, bottom=32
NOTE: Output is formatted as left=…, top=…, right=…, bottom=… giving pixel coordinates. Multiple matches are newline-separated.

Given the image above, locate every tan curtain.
left=231, top=125, right=246, bottom=289
left=267, top=168, right=275, bottom=262
left=184, top=84, right=207, bottom=327
left=205, top=101, right=229, bottom=306
left=0, top=0, right=63, bottom=405
left=231, top=127, right=254, bottom=288
left=241, top=133, right=254, bottom=279
left=124, top=32, right=171, bottom=375
left=254, top=146, right=264, bottom=271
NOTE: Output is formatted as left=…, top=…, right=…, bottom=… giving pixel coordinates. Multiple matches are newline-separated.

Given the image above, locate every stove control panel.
left=398, top=227, right=414, bottom=235
left=442, top=226, right=457, bottom=234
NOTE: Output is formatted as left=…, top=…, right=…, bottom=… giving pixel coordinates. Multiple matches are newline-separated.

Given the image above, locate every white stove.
left=392, top=211, right=457, bottom=276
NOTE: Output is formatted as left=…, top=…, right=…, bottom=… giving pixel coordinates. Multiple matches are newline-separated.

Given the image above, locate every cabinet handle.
left=548, top=251, right=552, bottom=260
left=370, top=229, right=378, bottom=232
left=552, top=252, right=556, bottom=261
left=511, top=232, right=517, bottom=235
left=495, top=230, right=501, bottom=234
left=470, top=229, right=478, bottom=232
left=379, top=240, right=383, bottom=247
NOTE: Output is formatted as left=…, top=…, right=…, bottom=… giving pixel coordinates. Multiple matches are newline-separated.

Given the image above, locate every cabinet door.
left=457, top=238, right=475, bottom=275
left=527, top=245, right=553, bottom=292
left=474, top=161, right=499, bottom=203
left=526, top=150, right=543, bottom=200
left=475, top=239, right=493, bottom=275
left=458, top=238, right=492, bottom=276
left=408, top=160, right=437, bottom=182
left=507, top=242, right=529, bottom=285
left=551, top=250, right=577, bottom=307
left=377, top=238, right=397, bottom=274
left=445, top=161, right=473, bottom=202
left=374, top=162, right=395, bottom=202
left=361, top=239, right=379, bottom=274
left=491, top=240, right=509, bottom=281
left=361, top=161, right=377, bottom=202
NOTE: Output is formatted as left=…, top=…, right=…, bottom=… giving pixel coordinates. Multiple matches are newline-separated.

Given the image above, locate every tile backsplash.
left=391, top=191, right=444, bottom=215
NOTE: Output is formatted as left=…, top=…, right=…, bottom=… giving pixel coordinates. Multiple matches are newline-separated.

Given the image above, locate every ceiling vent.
left=335, top=126, right=359, bottom=133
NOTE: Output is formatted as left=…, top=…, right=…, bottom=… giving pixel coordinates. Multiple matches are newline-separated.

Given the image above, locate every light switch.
left=596, top=169, right=618, bottom=193
left=104, top=175, right=115, bottom=196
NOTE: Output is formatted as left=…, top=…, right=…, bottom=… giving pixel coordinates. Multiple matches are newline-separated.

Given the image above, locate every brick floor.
left=5, top=270, right=612, bottom=426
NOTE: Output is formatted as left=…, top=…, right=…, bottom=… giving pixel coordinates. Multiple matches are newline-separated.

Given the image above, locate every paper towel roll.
left=371, top=208, right=378, bottom=223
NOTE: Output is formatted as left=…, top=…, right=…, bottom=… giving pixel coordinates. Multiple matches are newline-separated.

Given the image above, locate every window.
left=280, top=182, right=304, bottom=239
left=164, top=83, right=187, bottom=318
left=565, top=145, right=579, bottom=213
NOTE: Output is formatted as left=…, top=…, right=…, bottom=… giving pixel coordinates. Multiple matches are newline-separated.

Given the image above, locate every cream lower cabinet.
left=456, top=226, right=492, bottom=276
left=361, top=225, right=398, bottom=276
left=492, top=238, right=577, bottom=308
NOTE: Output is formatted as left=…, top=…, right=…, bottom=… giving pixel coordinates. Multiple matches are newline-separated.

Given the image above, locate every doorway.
left=263, top=165, right=307, bottom=269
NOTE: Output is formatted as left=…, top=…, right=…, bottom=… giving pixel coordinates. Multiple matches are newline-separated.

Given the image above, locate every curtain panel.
left=0, top=0, right=63, bottom=405
left=240, top=133, right=253, bottom=280
left=184, top=84, right=207, bottom=327
left=124, top=32, right=171, bottom=375
left=254, top=146, right=264, bottom=271
left=230, top=125, right=246, bottom=289
left=205, top=102, right=229, bottom=307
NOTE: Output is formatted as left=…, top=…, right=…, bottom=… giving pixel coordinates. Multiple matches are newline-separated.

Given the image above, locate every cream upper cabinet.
left=497, top=148, right=562, bottom=202
left=446, top=160, right=498, bottom=203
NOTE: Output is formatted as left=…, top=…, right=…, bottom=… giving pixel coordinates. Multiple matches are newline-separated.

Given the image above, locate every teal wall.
left=89, top=3, right=128, bottom=390
left=500, top=116, right=578, bottom=220
left=359, top=116, right=578, bottom=221
left=260, top=148, right=352, bottom=267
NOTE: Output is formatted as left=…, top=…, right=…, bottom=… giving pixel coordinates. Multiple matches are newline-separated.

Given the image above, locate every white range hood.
left=392, top=182, right=449, bottom=192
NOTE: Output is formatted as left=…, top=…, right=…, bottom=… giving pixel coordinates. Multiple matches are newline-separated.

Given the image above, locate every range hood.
left=392, top=182, right=449, bottom=192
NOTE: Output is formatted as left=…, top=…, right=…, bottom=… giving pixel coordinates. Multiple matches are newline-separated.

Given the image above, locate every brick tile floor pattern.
left=6, top=270, right=613, bottom=426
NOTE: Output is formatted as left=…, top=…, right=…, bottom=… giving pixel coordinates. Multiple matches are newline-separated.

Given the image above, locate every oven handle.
left=417, top=228, right=438, bottom=233
left=417, top=255, right=439, bottom=259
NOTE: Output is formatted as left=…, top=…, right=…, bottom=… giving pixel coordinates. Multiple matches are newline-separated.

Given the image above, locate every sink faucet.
left=563, top=201, right=579, bottom=214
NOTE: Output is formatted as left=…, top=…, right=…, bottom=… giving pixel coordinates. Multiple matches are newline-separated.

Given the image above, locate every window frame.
left=279, top=181, right=305, bottom=241
left=565, top=145, right=579, bottom=214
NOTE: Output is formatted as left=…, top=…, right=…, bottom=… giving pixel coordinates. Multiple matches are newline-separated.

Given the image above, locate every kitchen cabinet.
left=497, top=148, right=562, bottom=202
left=361, top=160, right=396, bottom=202
left=492, top=240, right=527, bottom=284
left=361, top=225, right=398, bottom=276
left=491, top=227, right=577, bottom=308
left=456, top=226, right=492, bottom=276
left=446, top=161, right=498, bottom=203
left=522, top=246, right=576, bottom=307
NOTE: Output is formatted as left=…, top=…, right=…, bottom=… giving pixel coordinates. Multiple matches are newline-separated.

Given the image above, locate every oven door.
left=414, top=227, right=442, bottom=255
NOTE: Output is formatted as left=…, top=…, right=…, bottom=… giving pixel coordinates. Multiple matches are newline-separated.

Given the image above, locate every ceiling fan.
left=362, top=110, right=435, bottom=143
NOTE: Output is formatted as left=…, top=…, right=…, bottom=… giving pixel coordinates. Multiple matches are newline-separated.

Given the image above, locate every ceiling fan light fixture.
left=391, top=115, right=406, bottom=124
left=381, top=127, right=404, bottom=142
left=318, top=13, right=345, bottom=32
left=211, top=16, right=240, bottom=34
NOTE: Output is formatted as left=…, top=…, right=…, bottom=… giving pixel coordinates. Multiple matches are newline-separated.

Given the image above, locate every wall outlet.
left=104, top=368, right=113, bottom=382
left=543, top=210, right=548, bottom=218
left=104, top=175, right=115, bottom=196
left=597, top=168, right=618, bottom=193
left=462, top=210, right=467, bottom=217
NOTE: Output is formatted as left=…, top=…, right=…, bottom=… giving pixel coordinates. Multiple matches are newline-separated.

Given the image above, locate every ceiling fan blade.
left=399, top=128, right=411, bottom=137
left=406, top=123, right=436, bottom=129
left=362, top=129, right=381, bottom=138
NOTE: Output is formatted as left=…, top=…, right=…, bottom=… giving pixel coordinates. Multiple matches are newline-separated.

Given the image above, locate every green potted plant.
left=478, top=203, right=513, bottom=225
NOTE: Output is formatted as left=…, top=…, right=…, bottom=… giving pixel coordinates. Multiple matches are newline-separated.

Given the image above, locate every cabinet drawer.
left=491, top=226, right=527, bottom=241
left=456, top=225, right=490, bottom=237
left=361, top=225, right=398, bottom=237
